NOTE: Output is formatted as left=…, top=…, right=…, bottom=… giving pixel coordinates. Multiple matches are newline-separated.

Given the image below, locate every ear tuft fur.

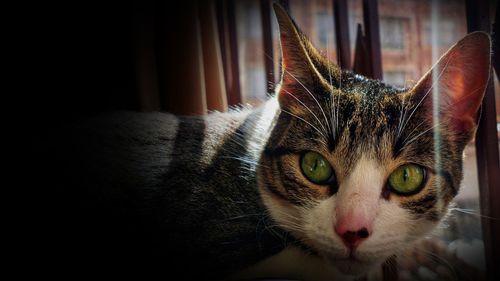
left=272, top=4, right=322, bottom=109
left=410, top=31, right=491, bottom=137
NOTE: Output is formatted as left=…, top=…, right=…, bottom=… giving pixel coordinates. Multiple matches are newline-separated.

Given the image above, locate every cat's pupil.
left=403, top=168, right=409, bottom=182
left=312, top=160, right=318, bottom=171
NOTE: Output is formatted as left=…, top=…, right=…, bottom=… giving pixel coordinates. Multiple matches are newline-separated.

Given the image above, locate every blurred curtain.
left=133, top=0, right=227, bottom=115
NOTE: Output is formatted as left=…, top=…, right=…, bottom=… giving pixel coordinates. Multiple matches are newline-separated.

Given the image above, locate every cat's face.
left=257, top=5, right=490, bottom=276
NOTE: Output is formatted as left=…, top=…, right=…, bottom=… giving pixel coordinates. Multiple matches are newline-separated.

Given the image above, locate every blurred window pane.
left=380, top=17, right=405, bottom=49
left=236, top=0, right=265, bottom=106
left=316, top=11, right=333, bottom=49
left=424, top=18, right=457, bottom=47
left=384, top=71, right=406, bottom=87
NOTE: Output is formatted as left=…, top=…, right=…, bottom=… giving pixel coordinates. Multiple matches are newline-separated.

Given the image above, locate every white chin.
left=326, top=258, right=378, bottom=276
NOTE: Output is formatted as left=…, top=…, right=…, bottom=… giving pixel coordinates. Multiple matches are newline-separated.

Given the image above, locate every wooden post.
left=216, top=0, right=242, bottom=106
left=260, top=0, right=275, bottom=93
left=362, top=0, right=383, bottom=79
left=352, top=24, right=371, bottom=77
left=200, top=0, right=228, bottom=112
left=465, top=1, right=500, bottom=280
left=162, top=0, right=207, bottom=115
left=492, top=2, right=500, bottom=81
left=131, top=2, right=160, bottom=112
left=333, top=0, right=352, bottom=70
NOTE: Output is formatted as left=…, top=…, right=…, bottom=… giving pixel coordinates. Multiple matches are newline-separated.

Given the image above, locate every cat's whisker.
left=278, top=223, right=305, bottom=234
left=254, top=213, right=287, bottom=251
left=401, top=125, right=436, bottom=147
left=330, top=39, right=339, bottom=139
left=281, top=87, right=330, bottom=135
left=336, top=83, right=340, bottom=136
left=218, top=213, right=263, bottom=223
left=325, top=36, right=337, bottom=140
left=401, top=85, right=486, bottom=147
left=400, top=119, right=427, bottom=144
left=401, top=122, right=441, bottom=148
left=271, top=215, right=303, bottom=228
left=259, top=212, right=289, bottom=238
left=399, top=84, right=487, bottom=152
left=330, top=94, right=337, bottom=139
left=280, top=109, right=329, bottom=145
left=399, top=52, right=455, bottom=135
left=284, top=70, right=332, bottom=136
left=255, top=212, right=272, bottom=238
left=219, top=156, right=269, bottom=169
left=263, top=215, right=305, bottom=236
left=275, top=224, right=305, bottom=235
left=269, top=212, right=305, bottom=231
left=408, top=246, right=459, bottom=280
left=396, top=99, right=408, bottom=140
left=261, top=43, right=335, bottom=141
left=449, top=207, right=500, bottom=221
left=270, top=209, right=303, bottom=224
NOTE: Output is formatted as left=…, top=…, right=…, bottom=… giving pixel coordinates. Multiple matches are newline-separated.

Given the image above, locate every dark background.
left=37, top=1, right=170, bottom=115
left=26, top=1, right=201, bottom=276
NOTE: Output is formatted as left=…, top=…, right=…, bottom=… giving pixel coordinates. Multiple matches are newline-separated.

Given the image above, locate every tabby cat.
left=65, top=4, right=490, bottom=280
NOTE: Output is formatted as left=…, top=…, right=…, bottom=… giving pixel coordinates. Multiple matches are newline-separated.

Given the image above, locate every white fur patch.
left=260, top=154, right=440, bottom=277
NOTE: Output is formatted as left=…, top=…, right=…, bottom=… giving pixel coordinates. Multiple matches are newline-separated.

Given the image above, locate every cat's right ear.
left=273, top=3, right=323, bottom=110
left=409, top=31, right=491, bottom=140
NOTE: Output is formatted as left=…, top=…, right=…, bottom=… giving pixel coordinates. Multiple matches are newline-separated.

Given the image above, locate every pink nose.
left=335, top=216, right=372, bottom=249
left=335, top=227, right=370, bottom=249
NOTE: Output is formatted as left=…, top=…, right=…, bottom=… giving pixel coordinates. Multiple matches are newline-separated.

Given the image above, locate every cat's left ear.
left=273, top=3, right=329, bottom=111
left=410, top=31, right=491, bottom=136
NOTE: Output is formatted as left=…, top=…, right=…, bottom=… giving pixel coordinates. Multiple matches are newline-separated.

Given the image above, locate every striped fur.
left=252, top=5, right=490, bottom=279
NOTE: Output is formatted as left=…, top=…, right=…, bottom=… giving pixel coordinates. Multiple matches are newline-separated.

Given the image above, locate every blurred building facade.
left=236, top=0, right=499, bottom=122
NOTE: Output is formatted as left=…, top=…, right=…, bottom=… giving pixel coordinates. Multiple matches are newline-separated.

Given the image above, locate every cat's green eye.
left=388, top=164, right=425, bottom=195
left=300, top=151, right=333, bottom=184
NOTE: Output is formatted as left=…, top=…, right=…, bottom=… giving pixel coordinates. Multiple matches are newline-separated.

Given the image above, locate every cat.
left=60, top=3, right=491, bottom=280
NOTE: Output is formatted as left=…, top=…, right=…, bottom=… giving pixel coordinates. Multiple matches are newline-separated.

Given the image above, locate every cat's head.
left=257, top=4, right=491, bottom=276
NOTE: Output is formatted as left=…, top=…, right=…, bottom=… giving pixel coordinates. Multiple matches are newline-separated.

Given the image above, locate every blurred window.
left=316, top=11, right=331, bottom=48
left=425, top=18, right=457, bottom=47
left=380, top=17, right=405, bottom=50
left=384, top=71, right=406, bottom=87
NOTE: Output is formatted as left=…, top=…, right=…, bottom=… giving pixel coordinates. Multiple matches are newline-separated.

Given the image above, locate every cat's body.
left=66, top=104, right=286, bottom=278
left=61, top=4, right=491, bottom=280
left=67, top=97, right=349, bottom=280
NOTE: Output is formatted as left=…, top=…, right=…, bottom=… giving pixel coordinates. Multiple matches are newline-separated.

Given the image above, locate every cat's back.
left=63, top=112, right=177, bottom=193
left=50, top=111, right=218, bottom=259
left=66, top=110, right=246, bottom=186
left=51, top=108, right=283, bottom=277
